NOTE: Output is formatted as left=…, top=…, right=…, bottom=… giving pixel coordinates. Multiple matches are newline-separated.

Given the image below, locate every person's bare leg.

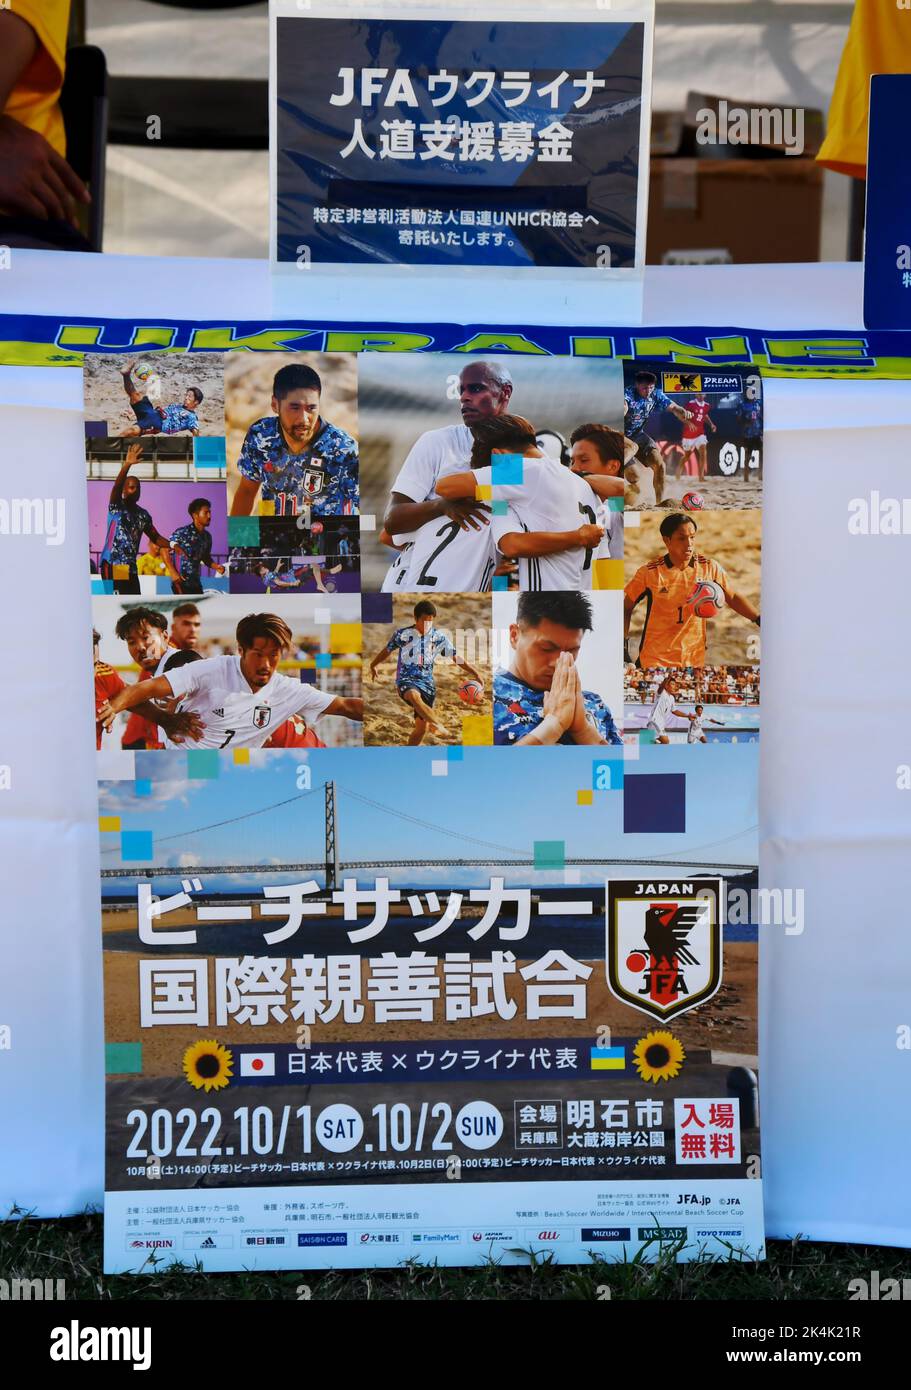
left=408, top=718, right=427, bottom=746
left=401, top=687, right=447, bottom=736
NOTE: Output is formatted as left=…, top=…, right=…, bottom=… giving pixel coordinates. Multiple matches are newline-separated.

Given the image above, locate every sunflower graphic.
left=633, top=1030, right=685, bottom=1084
left=182, top=1040, right=233, bottom=1092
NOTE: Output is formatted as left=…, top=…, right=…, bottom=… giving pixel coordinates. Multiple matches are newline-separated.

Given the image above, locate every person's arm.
left=0, top=13, right=90, bottom=223
left=104, top=675, right=176, bottom=719
left=623, top=574, right=648, bottom=662
left=322, top=696, right=364, bottom=721
left=496, top=523, right=603, bottom=560
left=576, top=473, right=625, bottom=500
left=230, top=477, right=260, bottom=516
left=434, top=471, right=479, bottom=501
left=669, top=402, right=692, bottom=422
left=109, top=443, right=143, bottom=508
left=453, top=655, right=483, bottom=684
left=368, top=643, right=394, bottom=680
left=672, top=708, right=692, bottom=720
left=384, top=489, right=491, bottom=536
left=719, top=574, right=760, bottom=623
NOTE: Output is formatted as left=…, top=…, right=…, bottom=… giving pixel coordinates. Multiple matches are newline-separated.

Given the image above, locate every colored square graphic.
left=98, top=815, right=120, bottom=832
left=590, top=1046, right=626, bottom=1071
left=447, top=744, right=464, bottom=761
left=134, top=779, right=152, bottom=798
left=233, top=748, right=250, bottom=765
left=431, top=760, right=448, bottom=777
left=592, top=558, right=624, bottom=590
left=315, top=652, right=332, bottom=669
left=593, top=758, right=624, bottom=791
left=121, top=830, right=153, bottom=860
left=491, top=575, right=510, bottom=591
left=491, top=452, right=524, bottom=485
left=359, top=513, right=377, bottom=532
left=91, top=578, right=114, bottom=594
left=623, top=772, right=686, bottom=833
left=576, top=789, right=593, bottom=806
left=491, top=500, right=510, bottom=516
left=534, top=840, right=565, bottom=869
left=187, top=749, right=219, bottom=779
left=228, top=516, right=260, bottom=546
left=362, top=594, right=392, bottom=624
left=476, top=483, right=493, bottom=501
left=330, top=622, right=361, bottom=652
left=461, top=713, right=493, bottom=745
left=105, top=1042, right=143, bottom=1075
left=194, top=437, right=226, bottom=468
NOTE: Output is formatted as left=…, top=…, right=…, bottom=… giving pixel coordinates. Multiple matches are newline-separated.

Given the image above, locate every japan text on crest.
left=605, top=878, right=723, bottom=1022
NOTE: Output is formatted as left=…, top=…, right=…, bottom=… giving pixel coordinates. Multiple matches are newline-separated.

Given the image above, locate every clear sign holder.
left=268, top=0, right=654, bottom=327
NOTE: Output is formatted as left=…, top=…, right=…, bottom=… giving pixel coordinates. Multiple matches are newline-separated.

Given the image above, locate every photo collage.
left=86, top=351, right=761, bottom=757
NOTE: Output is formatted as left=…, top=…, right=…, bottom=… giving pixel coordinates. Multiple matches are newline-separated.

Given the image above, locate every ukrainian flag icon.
left=590, top=1046, right=626, bottom=1071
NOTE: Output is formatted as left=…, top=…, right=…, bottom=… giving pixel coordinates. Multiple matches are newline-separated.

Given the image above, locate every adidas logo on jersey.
left=213, top=707, right=225, bottom=717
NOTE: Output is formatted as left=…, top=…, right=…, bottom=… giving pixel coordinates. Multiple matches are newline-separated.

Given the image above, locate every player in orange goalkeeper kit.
left=624, top=514, right=760, bottom=669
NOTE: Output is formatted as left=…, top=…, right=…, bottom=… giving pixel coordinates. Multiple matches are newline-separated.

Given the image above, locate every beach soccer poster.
left=270, top=1, right=651, bottom=271
left=86, top=346, right=764, bottom=1272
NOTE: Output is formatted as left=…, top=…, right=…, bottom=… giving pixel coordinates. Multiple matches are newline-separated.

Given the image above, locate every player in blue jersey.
left=98, top=443, right=177, bottom=594
left=119, top=362, right=203, bottom=437
left=493, top=590, right=622, bottom=746
left=624, top=370, right=692, bottom=506
left=169, top=498, right=226, bottom=594
left=230, top=363, right=359, bottom=519
left=368, top=599, right=484, bottom=745
left=736, top=395, right=763, bottom=440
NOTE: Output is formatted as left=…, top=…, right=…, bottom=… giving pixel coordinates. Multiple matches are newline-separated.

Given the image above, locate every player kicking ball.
left=119, top=362, right=203, bottom=437
left=99, top=612, right=363, bottom=749
left=368, top=599, right=484, bottom=746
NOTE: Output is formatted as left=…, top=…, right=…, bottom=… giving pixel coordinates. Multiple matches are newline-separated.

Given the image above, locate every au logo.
left=606, top=878, right=723, bottom=1021
left=662, top=372, right=702, bottom=394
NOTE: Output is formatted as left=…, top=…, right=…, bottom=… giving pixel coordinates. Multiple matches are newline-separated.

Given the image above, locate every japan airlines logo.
left=606, top=878, right=723, bottom=1022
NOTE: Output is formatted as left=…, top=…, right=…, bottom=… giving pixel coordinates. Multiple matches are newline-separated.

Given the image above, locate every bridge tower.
left=325, top=780, right=339, bottom=890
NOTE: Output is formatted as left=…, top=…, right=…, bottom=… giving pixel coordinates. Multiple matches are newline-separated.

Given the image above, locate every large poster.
left=271, top=3, right=651, bottom=272
left=86, top=346, right=763, bottom=1271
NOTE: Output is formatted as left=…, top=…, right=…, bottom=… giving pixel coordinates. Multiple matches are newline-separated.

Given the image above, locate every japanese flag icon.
left=240, top=1052, right=275, bottom=1077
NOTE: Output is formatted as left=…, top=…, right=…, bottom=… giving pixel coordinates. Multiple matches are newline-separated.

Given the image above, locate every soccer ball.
left=133, top=359, right=162, bottom=400
left=310, top=521, right=324, bottom=535
left=458, top=680, right=484, bottom=705
left=686, top=579, right=725, bottom=619
left=681, top=491, right=705, bottom=511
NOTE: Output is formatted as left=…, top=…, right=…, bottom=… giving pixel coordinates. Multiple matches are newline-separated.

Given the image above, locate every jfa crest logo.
left=606, top=878, right=723, bottom=1021
left=662, top=372, right=702, bottom=394
left=252, top=705, right=272, bottom=729
left=303, top=465, right=326, bottom=497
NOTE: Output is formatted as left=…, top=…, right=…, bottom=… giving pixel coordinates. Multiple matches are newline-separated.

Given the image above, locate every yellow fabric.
left=4, top=1, right=70, bottom=157
left=817, top=0, right=911, bottom=178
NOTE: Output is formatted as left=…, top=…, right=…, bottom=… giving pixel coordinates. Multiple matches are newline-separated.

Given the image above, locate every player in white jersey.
left=99, top=611, right=364, bottom=749
left=683, top=703, right=724, bottom=744
left=569, top=424, right=629, bottom=573
left=379, top=361, right=514, bottom=591
left=646, top=675, right=682, bottom=744
left=436, top=414, right=604, bottom=591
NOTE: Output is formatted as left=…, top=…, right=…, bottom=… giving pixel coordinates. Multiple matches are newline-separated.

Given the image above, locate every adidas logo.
left=201, top=1236, right=215, bottom=1248
left=213, top=708, right=225, bottom=717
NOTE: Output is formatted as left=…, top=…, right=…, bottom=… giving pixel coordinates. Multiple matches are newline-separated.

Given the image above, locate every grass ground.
left=2, top=1211, right=909, bottom=1301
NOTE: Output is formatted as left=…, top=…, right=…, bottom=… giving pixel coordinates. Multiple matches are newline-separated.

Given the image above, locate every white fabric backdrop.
left=2, top=252, right=910, bottom=1245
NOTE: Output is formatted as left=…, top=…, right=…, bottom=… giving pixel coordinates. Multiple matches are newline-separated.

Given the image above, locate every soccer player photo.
left=623, top=363, right=763, bottom=511
left=93, top=594, right=364, bottom=752
left=492, top=590, right=623, bottom=746
left=624, top=511, right=761, bottom=668
left=226, top=352, right=358, bottom=519
left=358, top=352, right=625, bottom=592
left=363, top=593, right=491, bottom=747
left=83, top=353, right=225, bottom=438
left=228, top=517, right=360, bottom=595
left=624, top=665, right=760, bottom=746
left=88, top=468, right=228, bottom=596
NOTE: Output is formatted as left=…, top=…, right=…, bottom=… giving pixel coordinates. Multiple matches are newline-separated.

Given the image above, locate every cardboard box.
left=647, top=96, right=825, bottom=264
